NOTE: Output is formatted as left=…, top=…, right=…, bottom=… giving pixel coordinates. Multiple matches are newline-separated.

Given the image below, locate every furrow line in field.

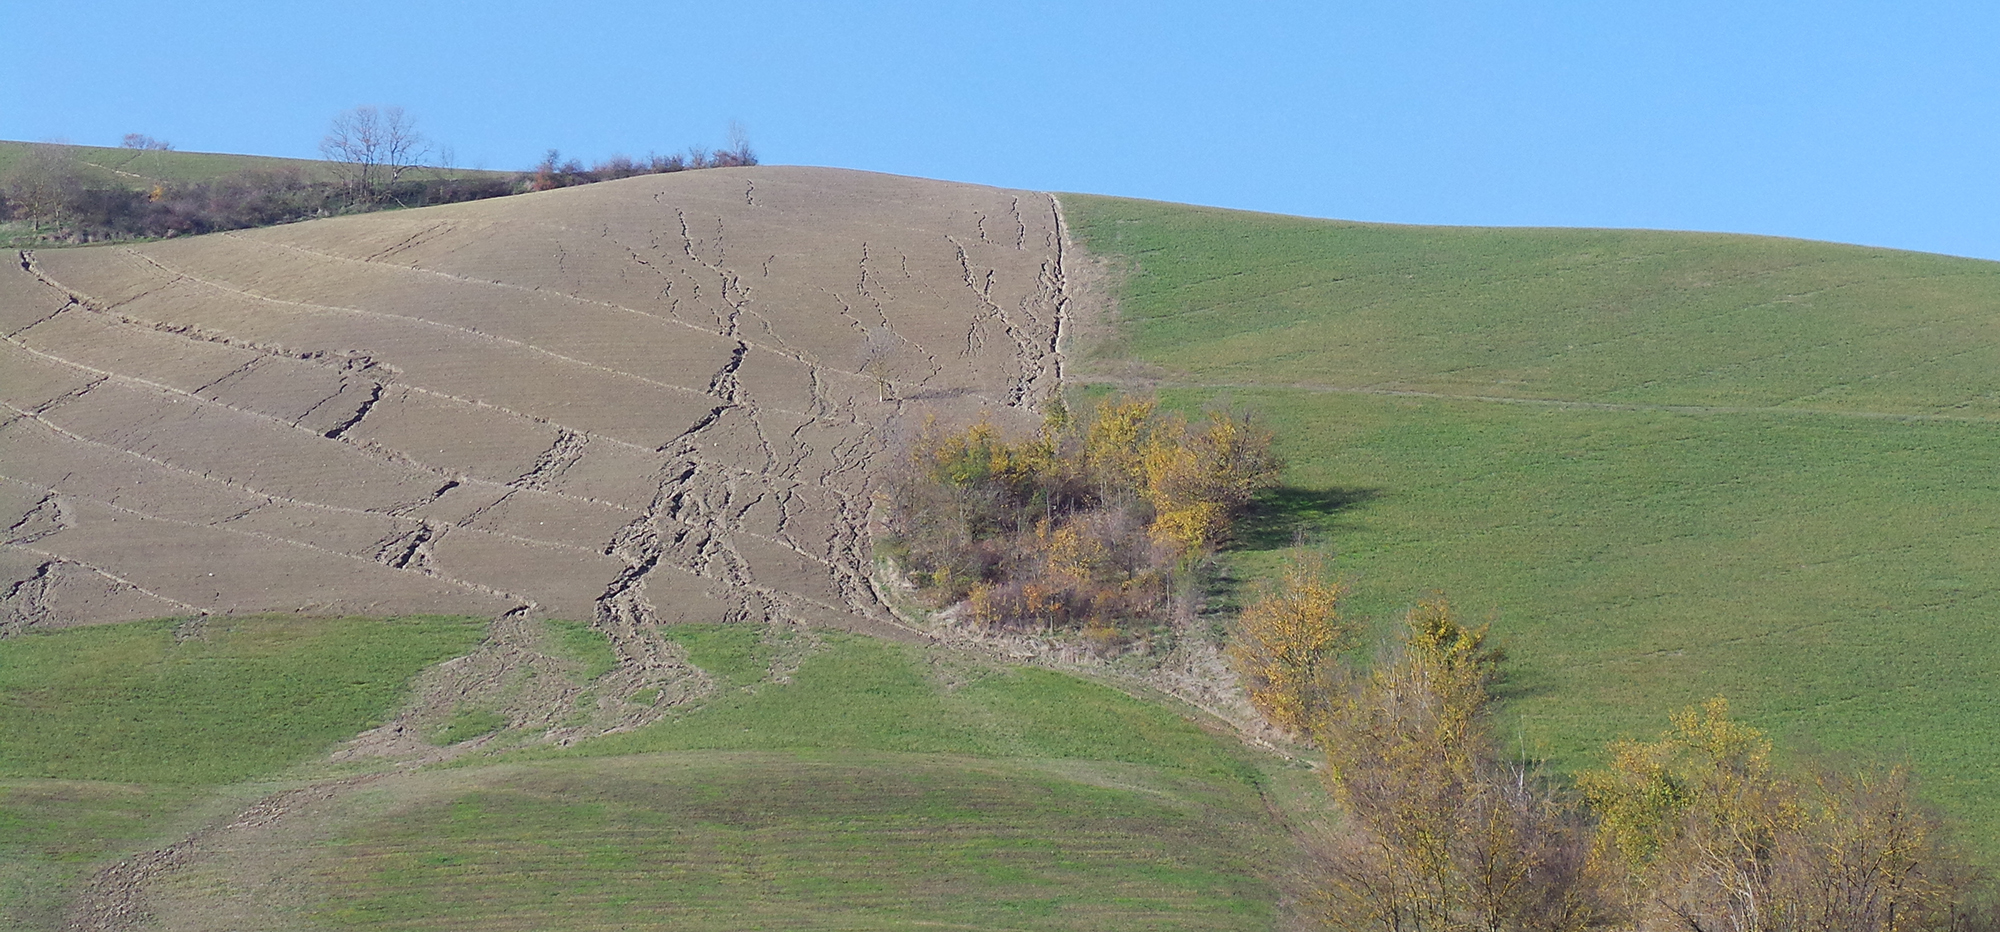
left=596, top=222, right=801, bottom=356
left=856, top=242, right=947, bottom=388
left=0, top=338, right=643, bottom=519
left=222, top=230, right=850, bottom=382
left=122, top=250, right=737, bottom=405
left=110, top=245, right=886, bottom=431
left=2, top=484, right=75, bottom=546
left=0, top=548, right=206, bottom=620
left=0, top=470, right=542, bottom=609
left=24, top=251, right=382, bottom=366
left=0, top=403, right=652, bottom=569
left=1042, top=193, right=1073, bottom=392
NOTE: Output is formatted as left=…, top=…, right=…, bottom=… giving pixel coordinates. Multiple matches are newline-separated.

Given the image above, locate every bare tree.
left=723, top=120, right=757, bottom=166
left=4, top=144, right=84, bottom=233
left=859, top=324, right=899, bottom=401
left=120, top=133, right=173, bottom=151
left=320, top=105, right=427, bottom=203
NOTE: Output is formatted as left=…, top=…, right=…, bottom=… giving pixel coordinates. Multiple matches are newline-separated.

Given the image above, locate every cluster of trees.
left=1229, top=574, right=1995, bottom=931
left=882, top=395, right=1278, bottom=645
left=527, top=124, right=758, bottom=191
left=1, top=107, right=757, bottom=244
left=0, top=142, right=517, bottom=243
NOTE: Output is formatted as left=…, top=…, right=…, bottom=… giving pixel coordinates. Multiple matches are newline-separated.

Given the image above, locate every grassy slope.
left=0, top=615, right=488, bottom=928
left=0, top=140, right=512, bottom=191
left=0, top=141, right=340, bottom=188
left=199, top=628, right=1307, bottom=931
left=1, top=619, right=1309, bottom=930
left=308, top=752, right=1279, bottom=932
left=1062, top=195, right=2000, bottom=843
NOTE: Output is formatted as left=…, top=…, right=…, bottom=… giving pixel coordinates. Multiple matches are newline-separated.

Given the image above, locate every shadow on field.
left=1237, top=485, right=1381, bottom=551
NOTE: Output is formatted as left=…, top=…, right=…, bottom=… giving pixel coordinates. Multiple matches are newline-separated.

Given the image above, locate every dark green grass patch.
left=1063, top=194, right=2000, bottom=847
left=0, top=614, right=487, bottom=785
left=306, top=752, right=1285, bottom=932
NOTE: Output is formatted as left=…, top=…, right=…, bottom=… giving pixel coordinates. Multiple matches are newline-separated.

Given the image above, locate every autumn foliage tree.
left=1311, top=598, right=1613, bottom=932
left=1265, top=592, right=1994, bottom=932
left=882, top=394, right=1278, bottom=643
left=1227, top=557, right=1353, bottom=736
left=1580, top=698, right=1986, bottom=932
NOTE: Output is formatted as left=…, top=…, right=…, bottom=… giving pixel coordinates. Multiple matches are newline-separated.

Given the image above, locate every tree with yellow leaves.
left=1580, top=698, right=1980, bottom=932
left=882, top=393, right=1276, bottom=643
left=1139, top=408, right=1279, bottom=560
left=1315, top=598, right=1609, bottom=932
left=1227, top=556, right=1353, bottom=736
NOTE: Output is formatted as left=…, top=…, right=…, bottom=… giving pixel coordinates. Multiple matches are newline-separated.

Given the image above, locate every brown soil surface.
left=4, top=167, right=1071, bottom=641
left=7, top=167, right=1084, bottom=930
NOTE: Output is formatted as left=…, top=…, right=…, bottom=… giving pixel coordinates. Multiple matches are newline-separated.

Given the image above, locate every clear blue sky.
left=11, top=1, right=1999, bottom=260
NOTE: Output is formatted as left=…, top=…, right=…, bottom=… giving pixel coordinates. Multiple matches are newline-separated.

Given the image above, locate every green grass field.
left=304, top=752, right=1280, bottom=931
left=1063, top=194, right=2000, bottom=845
left=266, top=628, right=1304, bottom=931
left=0, top=140, right=517, bottom=189
left=0, top=615, right=488, bottom=928
left=0, top=620, right=1309, bottom=929
left=0, top=141, right=341, bottom=188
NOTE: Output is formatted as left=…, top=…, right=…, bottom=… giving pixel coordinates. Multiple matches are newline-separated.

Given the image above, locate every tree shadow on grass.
left=1234, top=485, right=1382, bottom=552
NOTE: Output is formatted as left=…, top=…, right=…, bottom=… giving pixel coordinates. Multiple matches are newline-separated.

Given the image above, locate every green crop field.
left=0, top=620, right=1311, bottom=929
left=299, top=752, right=1281, bottom=931
left=1063, top=194, right=2000, bottom=846
left=250, top=628, right=1307, bottom=931
left=0, top=615, right=489, bottom=927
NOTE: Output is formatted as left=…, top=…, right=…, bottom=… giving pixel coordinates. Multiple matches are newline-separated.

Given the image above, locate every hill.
left=1062, top=195, right=2000, bottom=842
left=0, top=141, right=343, bottom=190
left=3, top=166, right=1066, bottom=644
left=6, top=167, right=1295, bottom=929
left=8, top=163, right=1999, bottom=926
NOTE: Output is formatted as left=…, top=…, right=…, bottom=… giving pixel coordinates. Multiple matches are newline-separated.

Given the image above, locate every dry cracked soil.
left=1, top=166, right=1086, bottom=928
left=3, top=165, right=1070, bottom=649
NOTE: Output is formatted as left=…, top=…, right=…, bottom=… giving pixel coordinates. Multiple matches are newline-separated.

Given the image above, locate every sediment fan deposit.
left=1, top=165, right=1070, bottom=647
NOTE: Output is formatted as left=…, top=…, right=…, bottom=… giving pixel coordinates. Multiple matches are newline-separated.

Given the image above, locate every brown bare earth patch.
left=4, top=167, right=1087, bottom=929
left=4, top=163, right=1070, bottom=662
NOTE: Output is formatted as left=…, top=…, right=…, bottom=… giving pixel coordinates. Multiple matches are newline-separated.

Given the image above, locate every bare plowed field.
left=2, top=167, right=1072, bottom=639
